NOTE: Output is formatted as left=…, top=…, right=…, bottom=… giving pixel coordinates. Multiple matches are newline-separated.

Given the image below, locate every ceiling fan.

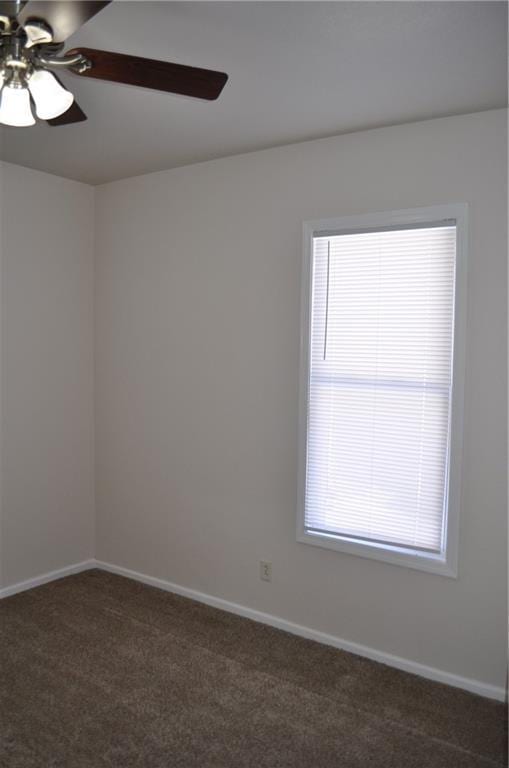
left=0, top=0, right=228, bottom=127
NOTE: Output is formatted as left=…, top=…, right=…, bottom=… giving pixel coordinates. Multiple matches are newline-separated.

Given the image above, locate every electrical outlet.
left=260, top=560, right=272, bottom=582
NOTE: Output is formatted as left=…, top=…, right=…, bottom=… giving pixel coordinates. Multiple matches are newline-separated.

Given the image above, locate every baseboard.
left=0, top=559, right=96, bottom=599
left=95, top=559, right=506, bottom=702
left=1, top=556, right=503, bottom=702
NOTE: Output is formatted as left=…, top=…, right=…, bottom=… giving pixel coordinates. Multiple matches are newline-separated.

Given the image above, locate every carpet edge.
left=94, top=558, right=506, bottom=703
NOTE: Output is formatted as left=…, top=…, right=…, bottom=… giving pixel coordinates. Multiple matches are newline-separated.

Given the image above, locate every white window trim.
left=297, top=204, right=468, bottom=578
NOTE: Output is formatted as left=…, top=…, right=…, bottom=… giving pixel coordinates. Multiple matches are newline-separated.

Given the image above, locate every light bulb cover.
left=0, top=84, right=35, bottom=127
left=28, top=69, right=73, bottom=120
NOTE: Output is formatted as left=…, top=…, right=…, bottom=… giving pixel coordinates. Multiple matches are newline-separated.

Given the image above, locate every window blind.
left=305, top=224, right=457, bottom=553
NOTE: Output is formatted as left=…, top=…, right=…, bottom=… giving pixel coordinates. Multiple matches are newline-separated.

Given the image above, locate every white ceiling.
left=0, top=1, right=507, bottom=185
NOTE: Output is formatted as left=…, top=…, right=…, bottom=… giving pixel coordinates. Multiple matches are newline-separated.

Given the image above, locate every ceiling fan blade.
left=17, top=1, right=111, bottom=43
left=47, top=101, right=87, bottom=126
left=66, top=48, right=229, bottom=101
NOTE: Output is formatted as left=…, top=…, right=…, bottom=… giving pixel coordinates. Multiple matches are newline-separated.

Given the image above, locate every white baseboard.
left=0, top=559, right=96, bottom=599
left=95, top=559, right=506, bottom=703
left=1, top=556, right=504, bottom=702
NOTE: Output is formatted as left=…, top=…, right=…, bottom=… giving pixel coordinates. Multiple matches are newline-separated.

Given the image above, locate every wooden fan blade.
left=47, top=101, right=87, bottom=126
left=67, top=48, right=229, bottom=101
left=17, top=1, right=111, bottom=43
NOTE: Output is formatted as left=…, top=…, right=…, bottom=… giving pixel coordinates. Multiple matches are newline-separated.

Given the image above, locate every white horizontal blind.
left=305, top=224, right=457, bottom=553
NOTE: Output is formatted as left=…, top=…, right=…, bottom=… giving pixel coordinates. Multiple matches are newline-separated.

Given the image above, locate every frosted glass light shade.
left=28, top=69, right=73, bottom=120
left=0, top=85, right=35, bottom=126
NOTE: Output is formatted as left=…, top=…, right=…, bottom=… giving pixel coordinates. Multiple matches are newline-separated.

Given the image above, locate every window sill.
left=297, top=528, right=457, bottom=577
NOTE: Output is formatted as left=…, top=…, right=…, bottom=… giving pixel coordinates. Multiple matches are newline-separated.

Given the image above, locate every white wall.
left=0, top=162, right=95, bottom=587
left=95, top=109, right=507, bottom=691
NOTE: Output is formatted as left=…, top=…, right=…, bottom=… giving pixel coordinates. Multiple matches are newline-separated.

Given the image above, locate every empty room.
left=0, top=1, right=507, bottom=766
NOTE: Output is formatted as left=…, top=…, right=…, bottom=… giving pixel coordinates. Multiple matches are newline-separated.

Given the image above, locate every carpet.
left=0, top=569, right=506, bottom=767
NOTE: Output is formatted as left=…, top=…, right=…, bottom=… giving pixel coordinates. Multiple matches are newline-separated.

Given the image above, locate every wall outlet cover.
left=260, top=561, right=272, bottom=582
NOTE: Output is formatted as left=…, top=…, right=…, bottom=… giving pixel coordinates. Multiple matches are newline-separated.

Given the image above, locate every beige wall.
left=0, top=110, right=504, bottom=691
left=94, top=109, right=507, bottom=689
left=0, top=162, right=95, bottom=586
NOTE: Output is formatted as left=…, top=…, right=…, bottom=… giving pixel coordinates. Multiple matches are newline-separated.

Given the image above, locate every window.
left=297, top=206, right=467, bottom=576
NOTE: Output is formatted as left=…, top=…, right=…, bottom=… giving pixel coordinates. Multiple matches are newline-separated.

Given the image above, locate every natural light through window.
left=298, top=207, right=467, bottom=575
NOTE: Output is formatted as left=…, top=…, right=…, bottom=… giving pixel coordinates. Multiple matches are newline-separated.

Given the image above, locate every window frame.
left=297, top=205, right=468, bottom=577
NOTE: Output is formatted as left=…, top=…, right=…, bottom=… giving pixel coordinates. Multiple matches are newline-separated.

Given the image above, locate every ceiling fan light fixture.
left=28, top=69, right=74, bottom=120
left=0, top=75, right=35, bottom=127
left=0, top=0, right=228, bottom=128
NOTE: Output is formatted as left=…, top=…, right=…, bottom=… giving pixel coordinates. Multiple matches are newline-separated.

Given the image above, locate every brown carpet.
left=0, top=569, right=506, bottom=767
